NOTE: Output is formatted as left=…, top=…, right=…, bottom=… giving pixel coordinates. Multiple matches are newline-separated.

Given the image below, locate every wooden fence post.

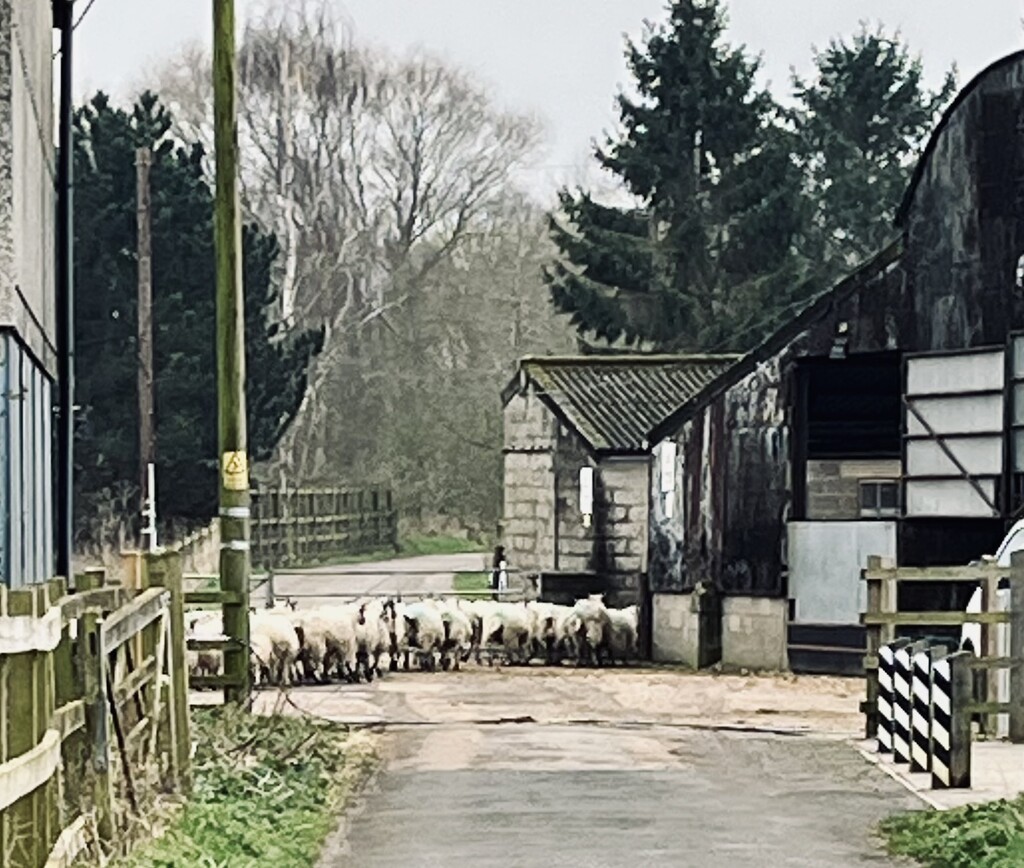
left=1009, top=552, right=1024, bottom=743
left=932, top=650, right=973, bottom=789
left=880, top=555, right=898, bottom=646
left=150, top=551, right=192, bottom=792
left=863, top=555, right=883, bottom=739
left=78, top=568, right=114, bottom=842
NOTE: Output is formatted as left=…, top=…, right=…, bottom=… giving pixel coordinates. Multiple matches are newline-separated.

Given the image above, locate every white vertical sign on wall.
left=579, top=466, right=594, bottom=528
left=659, top=441, right=677, bottom=518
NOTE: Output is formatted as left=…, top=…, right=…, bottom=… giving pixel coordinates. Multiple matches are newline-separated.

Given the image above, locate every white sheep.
left=606, top=604, right=639, bottom=665
left=528, top=601, right=578, bottom=665
left=250, top=609, right=301, bottom=686
left=400, top=600, right=446, bottom=671
left=186, top=610, right=223, bottom=679
left=572, top=595, right=612, bottom=667
left=481, top=602, right=533, bottom=665
left=353, top=598, right=391, bottom=681
left=427, top=598, right=474, bottom=670
left=297, top=605, right=360, bottom=682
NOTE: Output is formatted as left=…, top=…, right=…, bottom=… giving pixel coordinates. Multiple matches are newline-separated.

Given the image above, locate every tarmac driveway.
left=269, top=668, right=922, bottom=867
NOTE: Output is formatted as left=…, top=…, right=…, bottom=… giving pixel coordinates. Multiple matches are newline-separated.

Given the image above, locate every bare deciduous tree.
left=156, top=0, right=571, bottom=531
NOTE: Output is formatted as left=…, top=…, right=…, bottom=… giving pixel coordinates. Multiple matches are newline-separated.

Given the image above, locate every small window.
left=860, top=480, right=900, bottom=518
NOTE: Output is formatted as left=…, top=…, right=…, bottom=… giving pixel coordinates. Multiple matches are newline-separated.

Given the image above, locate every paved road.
left=266, top=552, right=489, bottom=607
left=286, top=669, right=921, bottom=868
left=330, top=725, right=917, bottom=868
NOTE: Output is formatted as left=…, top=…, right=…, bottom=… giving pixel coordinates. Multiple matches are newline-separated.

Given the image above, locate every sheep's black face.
left=404, top=615, right=420, bottom=648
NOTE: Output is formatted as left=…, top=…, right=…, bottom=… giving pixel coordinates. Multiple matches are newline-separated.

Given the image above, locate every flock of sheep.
left=185, top=595, right=640, bottom=687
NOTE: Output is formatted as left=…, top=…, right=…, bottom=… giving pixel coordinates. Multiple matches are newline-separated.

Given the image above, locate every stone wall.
left=806, top=459, right=900, bottom=520
left=596, top=458, right=648, bottom=605
left=502, top=380, right=650, bottom=605
left=553, top=423, right=596, bottom=572
left=502, top=387, right=557, bottom=576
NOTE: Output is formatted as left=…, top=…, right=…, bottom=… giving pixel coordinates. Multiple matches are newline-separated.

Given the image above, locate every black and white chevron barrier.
left=892, top=642, right=915, bottom=764
left=877, top=638, right=909, bottom=754
left=875, top=641, right=972, bottom=790
left=931, top=650, right=972, bottom=789
left=910, top=644, right=934, bottom=773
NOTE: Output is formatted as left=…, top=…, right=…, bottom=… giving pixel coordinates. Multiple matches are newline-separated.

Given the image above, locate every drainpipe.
left=55, top=0, right=74, bottom=581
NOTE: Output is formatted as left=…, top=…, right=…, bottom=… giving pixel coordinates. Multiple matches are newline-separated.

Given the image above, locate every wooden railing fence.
left=861, top=552, right=1024, bottom=742
left=250, top=486, right=398, bottom=568
left=0, top=552, right=191, bottom=868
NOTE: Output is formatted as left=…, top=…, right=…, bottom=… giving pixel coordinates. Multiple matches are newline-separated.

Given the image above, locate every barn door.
left=903, top=347, right=1006, bottom=518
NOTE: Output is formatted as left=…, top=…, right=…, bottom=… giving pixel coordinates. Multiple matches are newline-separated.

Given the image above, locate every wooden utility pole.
left=213, top=0, right=251, bottom=703
left=136, top=147, right=156, bottom=551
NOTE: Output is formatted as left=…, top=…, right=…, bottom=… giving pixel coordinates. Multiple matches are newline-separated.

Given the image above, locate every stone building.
left=646, top=50, right=1024, bottom=675
left=0, top=0, right=57, bottom=586
left=500, top=355, right=735, bottom=605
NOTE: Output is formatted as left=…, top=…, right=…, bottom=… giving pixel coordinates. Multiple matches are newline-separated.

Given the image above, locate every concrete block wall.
left=806, top=459, right=900, bottom=520
left=652, top=593, right=700, bottom=666
left=721, top=596, right=788, bottom=671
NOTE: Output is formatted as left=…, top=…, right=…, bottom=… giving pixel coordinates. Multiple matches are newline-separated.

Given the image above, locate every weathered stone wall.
left=502, top=387, right=557, bottom=576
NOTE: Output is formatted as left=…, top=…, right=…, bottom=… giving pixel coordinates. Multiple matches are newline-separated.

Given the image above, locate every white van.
left=961, top=519, right=1022, bottom=653
left=960, top=521, right=1021, bottom=738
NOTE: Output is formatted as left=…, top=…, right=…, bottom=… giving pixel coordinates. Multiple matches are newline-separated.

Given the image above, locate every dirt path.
left=254, top=667, right=920, bottom=866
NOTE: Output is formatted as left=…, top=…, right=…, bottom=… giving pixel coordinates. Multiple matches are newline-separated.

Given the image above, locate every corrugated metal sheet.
left=0, top=330, right=54, bottom=587
left=522, top=355, right=737, bottom=453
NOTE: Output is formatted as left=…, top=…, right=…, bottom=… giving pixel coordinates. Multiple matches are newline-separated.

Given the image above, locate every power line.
left=73, top=0, right=100, bottom=29
left=52, top=0, right=102, bottom=59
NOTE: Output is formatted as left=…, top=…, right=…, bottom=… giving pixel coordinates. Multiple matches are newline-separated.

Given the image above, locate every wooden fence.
left=250, top=486, right=398, bottom=568
left=861, top=553, right=1024, bottom=742
left=0, top=553, right=191, bottom=868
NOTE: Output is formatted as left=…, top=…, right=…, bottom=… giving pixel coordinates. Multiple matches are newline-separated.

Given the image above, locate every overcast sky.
left=72, top=1, right=1024, bottom=199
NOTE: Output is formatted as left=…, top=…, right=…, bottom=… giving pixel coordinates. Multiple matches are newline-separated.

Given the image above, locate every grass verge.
left=880, top=797, right=1024, bottom=868
left=452, top=570, right=491, bottom=595
left=111, top=707, right=378, bottom=868
left=401, top=533, right=490, bottom=557
left=297, top=533, right=491, bottom=568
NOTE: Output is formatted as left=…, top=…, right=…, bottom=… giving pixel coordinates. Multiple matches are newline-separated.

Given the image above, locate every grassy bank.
left=113, top=708, right=377, bottom=868
left=881, top=797, right=1024, bottom=868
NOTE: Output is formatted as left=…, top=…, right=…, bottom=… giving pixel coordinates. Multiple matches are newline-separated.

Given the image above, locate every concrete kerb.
left=857, top=743, right=945, bottom=810
left=857, top=739, right=1024, bottom=811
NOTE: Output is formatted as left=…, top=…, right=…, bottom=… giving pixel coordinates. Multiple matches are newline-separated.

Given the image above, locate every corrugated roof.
left=516, top=355, right=738, bottom=453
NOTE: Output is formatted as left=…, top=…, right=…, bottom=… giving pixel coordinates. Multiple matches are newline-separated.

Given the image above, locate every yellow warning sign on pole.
left=222, top=450, right=249, bottom=491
